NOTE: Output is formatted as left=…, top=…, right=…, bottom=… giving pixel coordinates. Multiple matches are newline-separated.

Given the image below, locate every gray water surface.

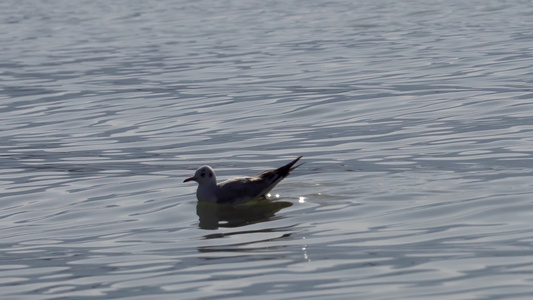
left=1, top=0, right=533, bottom=299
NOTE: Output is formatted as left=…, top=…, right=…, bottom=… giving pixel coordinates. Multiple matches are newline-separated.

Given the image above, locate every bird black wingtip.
left=291, top=162, right=304, bottom=171
left=282, top=156, right=303, bottom=173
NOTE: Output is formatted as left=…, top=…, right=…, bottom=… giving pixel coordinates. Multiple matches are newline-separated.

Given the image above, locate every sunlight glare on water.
left=1, top=0, right=533, bottom=299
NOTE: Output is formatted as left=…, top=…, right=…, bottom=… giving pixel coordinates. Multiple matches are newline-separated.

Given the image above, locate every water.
left=1, top=0, right=533, bottom=299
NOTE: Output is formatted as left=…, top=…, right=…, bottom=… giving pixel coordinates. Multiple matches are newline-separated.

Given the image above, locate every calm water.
left=1, top=0, right=533, bottom=299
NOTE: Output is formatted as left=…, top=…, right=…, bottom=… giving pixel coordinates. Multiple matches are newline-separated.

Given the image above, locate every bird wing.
left=215, top=177, right=270, bottom=204
left=215, top=156, right=303, bottom=204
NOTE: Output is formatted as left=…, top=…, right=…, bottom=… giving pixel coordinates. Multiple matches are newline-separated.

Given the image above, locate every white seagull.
left=184, top=156, right=303, bottom=204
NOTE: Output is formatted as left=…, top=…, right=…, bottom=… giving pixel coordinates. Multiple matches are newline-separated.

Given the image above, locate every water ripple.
left=1, top=0, right=533, bottom=299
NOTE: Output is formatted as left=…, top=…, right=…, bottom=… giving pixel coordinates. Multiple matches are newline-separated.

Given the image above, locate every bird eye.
left=200, top=172, right=205, bottom=177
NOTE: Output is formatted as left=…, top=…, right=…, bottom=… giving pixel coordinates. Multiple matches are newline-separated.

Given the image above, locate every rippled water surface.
left=2, top=0, right=533, bottom=299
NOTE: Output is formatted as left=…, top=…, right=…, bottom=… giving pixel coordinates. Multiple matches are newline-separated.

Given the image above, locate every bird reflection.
left=196, top=199, right=293, bottom=230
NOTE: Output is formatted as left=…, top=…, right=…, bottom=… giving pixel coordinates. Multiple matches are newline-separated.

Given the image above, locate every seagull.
left=184, top=156, right=302, bottom=204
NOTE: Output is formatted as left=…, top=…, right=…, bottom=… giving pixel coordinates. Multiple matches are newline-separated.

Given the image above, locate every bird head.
left=183, top=165, right=216, bottom=185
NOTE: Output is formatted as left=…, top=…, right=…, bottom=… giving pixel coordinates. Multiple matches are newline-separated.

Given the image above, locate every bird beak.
left=183, top=177, right=196, bottom=183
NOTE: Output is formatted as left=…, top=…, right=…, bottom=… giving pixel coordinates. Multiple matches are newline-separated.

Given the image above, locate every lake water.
left=1, top=0, right=533, bottom=299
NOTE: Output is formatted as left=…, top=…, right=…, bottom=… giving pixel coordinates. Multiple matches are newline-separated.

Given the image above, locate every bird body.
left=184, top=156, right=302, bottom=204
